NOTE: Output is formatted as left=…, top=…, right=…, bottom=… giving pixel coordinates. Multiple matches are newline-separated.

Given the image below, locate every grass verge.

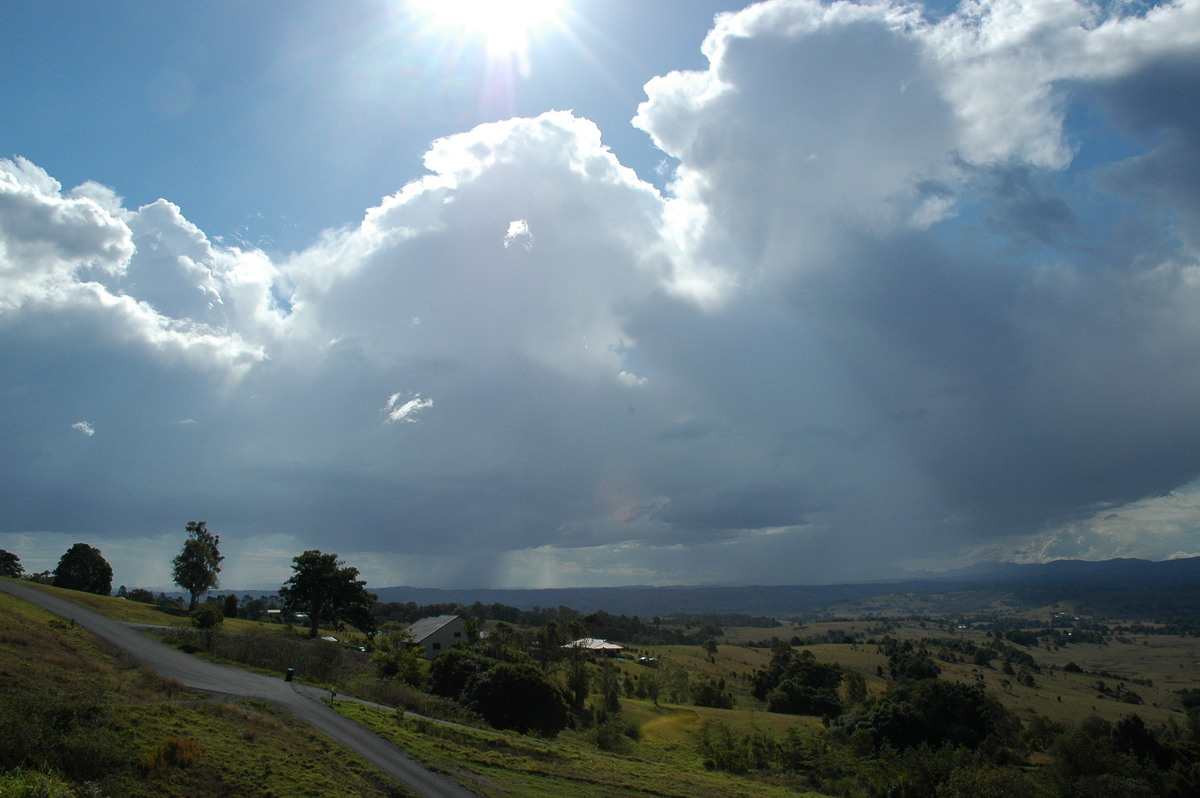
left=0, top=591, right=412, bottom=797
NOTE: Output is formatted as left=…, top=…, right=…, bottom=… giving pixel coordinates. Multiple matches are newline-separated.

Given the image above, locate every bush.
left=338, top=674, right=482, bottom=724
left=464, top=663, right=568, bottom=735
left=161, top=629, right=345, bottom=682
left=191, top=604, right=224, bottom=630
left=371, top=631, right=427, bottom=687
left=140, top=737, right=203, bottom=772
left=593, top=719, right=639, bottom=752
left=429, top=648, right=489, bottom=700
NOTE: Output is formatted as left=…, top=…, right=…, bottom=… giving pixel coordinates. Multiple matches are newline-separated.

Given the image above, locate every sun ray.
left=409, top=0, right=565, bottom=63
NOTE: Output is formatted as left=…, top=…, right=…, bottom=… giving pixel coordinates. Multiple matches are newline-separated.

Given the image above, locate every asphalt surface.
left=0, top=579, right=479, bottom=798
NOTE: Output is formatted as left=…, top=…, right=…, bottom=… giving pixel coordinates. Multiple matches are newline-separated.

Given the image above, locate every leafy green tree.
left=172, top=521, right=223, bottom=611
left=692, top=675, right=734, bottom=709
left=886, top=641, right=941, bottom=681
left=127, top=587, right=156, bottom=604
left=465, top=663, right=569, bottom=735
left=278, top=550, right=376, bottom=638
left=1048, top=719, right=1159, bottom=798
left=768, top=678, right=842, bottom=716
left=597, top=661, right=622, bottom=713
left=534, top=620, right=565, bottom=668
left=839, top=680, right=1018, bottom=754
left=53, top=543, right=112, bottom=595
left=0, top=549, right=22, bottom=578
left=222, top=593, right=239, bottom=618
left=753, top=645, right=843, bottom=716
left=566, top=651, right=590, bottom=710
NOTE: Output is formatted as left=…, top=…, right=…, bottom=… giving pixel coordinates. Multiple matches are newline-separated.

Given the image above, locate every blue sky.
left=1, top=1, right=727, bottom=253
left=3, top=0, right=1200, bottom=591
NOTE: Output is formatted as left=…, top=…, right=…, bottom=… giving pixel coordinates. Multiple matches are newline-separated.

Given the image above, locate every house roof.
left=562, top=638, right=624, bottom=651
left=405, top=614, right=463, bottom=643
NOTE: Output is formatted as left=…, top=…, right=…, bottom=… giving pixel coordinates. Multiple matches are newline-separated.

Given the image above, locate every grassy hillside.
left=11, top=577, right=1200, bottom=796
left=0, top=585, right=409, bottom=797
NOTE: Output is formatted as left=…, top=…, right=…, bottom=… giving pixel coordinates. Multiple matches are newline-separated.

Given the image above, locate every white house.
left=562, top=638, right=625, bottom=657
left=405, top=614, right=467, bottom=658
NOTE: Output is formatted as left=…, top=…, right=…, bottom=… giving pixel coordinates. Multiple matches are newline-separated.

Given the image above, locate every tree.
left=0, top=549, right=21, bottom=578
left=597, top=661, right=622, bottom=713
left=465, top=663, right=569, bottom=735
left=838, top=680, right=1019, bottom=754
left=53, top=543, right=112, bottom=594
left=278, top=550, right=376, bottom=638
left=172, top=521, right=223, bottom=611
left=566, top=651, right=590, bottom=710
left=753, top=645, right=844, bottom=716
left=127, top=588, right=156, bottom=604
left=692, top=675, right=735, bottom=709
left=844, top=670, right=868, bottom=706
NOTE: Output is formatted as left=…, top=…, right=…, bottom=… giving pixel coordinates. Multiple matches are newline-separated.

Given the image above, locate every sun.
left=410, top=0, right=565, bottom=60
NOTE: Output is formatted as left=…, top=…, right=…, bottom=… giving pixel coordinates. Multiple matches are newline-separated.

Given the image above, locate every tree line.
left=0, top=525, right=377, bottom=640
left=3, top=533, right=776, bottom=649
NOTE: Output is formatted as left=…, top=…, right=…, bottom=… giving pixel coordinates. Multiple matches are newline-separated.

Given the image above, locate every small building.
left=562, top=638, right=625, bottom=657
left=405, top=614, right=467, bottom=658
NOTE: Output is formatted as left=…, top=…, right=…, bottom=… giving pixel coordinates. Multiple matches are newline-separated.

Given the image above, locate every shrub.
left=191, top=604, right=224, bottom=630
left=140, top=737, right=203, bottom=772
left=162, top=629, right=344, bottom=682
left=594, top=720, right=636, bottom=752
left=429, top=648, right=489, bottom=700
left=464, top=663, right=568, bottom=735
left=337, top=674, right=482, bottom=724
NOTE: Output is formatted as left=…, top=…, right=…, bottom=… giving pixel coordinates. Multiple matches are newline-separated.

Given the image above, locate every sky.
left=3, top=0, right=1200, bottom=592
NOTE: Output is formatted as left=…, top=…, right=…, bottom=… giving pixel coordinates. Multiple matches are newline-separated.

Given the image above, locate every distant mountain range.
left=370, top=556, right=1200, bottom=618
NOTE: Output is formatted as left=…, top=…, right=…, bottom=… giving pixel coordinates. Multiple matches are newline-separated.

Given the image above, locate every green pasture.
left=335, top=699, right=826, bottom=798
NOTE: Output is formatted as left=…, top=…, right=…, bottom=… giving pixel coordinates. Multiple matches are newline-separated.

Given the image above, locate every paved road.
left=0, top=579, right=478, bottom=798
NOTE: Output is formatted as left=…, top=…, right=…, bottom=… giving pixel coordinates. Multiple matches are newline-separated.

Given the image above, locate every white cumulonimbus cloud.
left=3, top=0, right=1200, bottom=589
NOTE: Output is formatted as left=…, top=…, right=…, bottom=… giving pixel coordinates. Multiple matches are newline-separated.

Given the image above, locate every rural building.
left=405, top=614, right=467, bottom=658
left=562, top=638, right=624, bottom=657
